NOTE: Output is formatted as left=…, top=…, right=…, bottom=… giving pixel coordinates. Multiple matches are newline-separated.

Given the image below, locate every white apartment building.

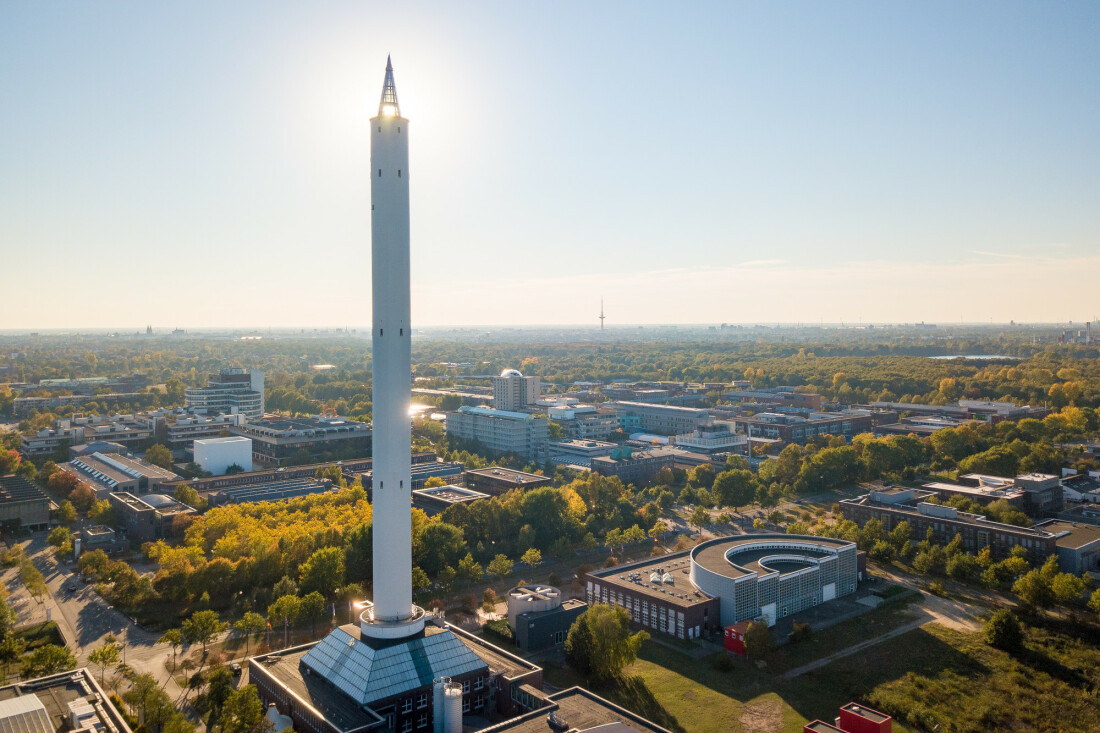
left=445, top=406, right=549, bottom=461
left=185, top=369, right=264, bottom=419
left=492, top=369, right=540, bottom=411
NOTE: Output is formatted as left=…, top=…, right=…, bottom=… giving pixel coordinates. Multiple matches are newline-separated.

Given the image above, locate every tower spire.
left=378, top=55, right=400, bottom=117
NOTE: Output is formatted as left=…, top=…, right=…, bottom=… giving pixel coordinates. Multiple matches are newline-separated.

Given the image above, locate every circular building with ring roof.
left=689, top=534, right=858, bottom=627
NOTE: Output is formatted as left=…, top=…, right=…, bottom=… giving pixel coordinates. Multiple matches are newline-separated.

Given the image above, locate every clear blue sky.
left=2, top=1, right=1098, bottom=328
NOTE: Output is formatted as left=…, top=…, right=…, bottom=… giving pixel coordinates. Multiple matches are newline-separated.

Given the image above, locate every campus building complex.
left=841, top=487, right=1056, bottom=563
left=230, top=415, right=373, bottom=467
left=585, top=534, right=860, bottom=637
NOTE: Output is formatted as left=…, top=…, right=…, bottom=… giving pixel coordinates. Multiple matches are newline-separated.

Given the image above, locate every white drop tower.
left=363, top=56, right=424, bottom=639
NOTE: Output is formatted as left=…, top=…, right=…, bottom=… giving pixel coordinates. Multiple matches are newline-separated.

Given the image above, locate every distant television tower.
left=599, top=298, right=606, bottom=331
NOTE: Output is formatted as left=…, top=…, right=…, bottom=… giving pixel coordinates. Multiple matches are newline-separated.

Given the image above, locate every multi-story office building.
left=230, top=415, right=372, bottom=467
left=547, top=404, right=620, bottom=441
left=603, top=401, right=711, bottom=436
left=728, top=409, right=882, bottom=445
left=185, top=368, right=264, bottom=419
left=723, top=386, right=825, bottom=410
left=590, top=449, right=674, bottom=485
left=672, top=421, right=749, bottom=454
left=445, top=406, right=549, bottom=461
left=20, top=413, right=160, bottom=457
left=12, top=392, right=148, bottom=417
left=491, top=369, right=540, bottom=411
left=165, top=413, right=247, bottom=456
left=840, top=487, right=1056, bottom=563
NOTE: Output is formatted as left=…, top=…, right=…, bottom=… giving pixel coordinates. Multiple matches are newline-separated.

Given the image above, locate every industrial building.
left=209, top=477, right=335, bottom=506
left=585, top=534, right=860, bottom=638
left=230, top=415, right=373, bottom=468
left=491, top=369, right=540, bottom=412
left=462, top=468, right=552, bottom=496
left=444, top=406, right=549, bottom=461
left=61, top=451, right=180, bottom=496
left=0, top=474, right=51, bottom=533
left=185, top=368, right=265, bottom=418
left=505, top=585, right=587, bottom=652
left=841, top=487, right=1056, bottom=563
left=194, top=436, right=253, bottom=475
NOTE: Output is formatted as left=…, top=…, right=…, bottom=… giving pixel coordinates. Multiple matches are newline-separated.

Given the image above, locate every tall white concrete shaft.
left=370, top=57, right=413, bottom=624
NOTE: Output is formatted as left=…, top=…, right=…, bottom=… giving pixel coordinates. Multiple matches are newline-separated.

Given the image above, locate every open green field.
left=552, top=613, right=1100, bottom=733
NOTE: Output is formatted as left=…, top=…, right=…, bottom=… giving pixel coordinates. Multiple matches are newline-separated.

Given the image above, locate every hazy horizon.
left=3, top=2, right=1098, bottom=329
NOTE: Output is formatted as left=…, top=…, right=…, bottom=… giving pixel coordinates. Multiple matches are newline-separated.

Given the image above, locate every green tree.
left=0, top=637, right=26, bottom=675
left=487, top=554, right=513, bottom=580
left=300, top=591, right=326, bottom=634
left=234, top=612, right=267, bottom=655
left=89, top=638, right=121, bottom=683
left=173, top=484, right=209, bottom=512
left=985, top=608, right=1023, bottom=652
left=457, top=553, right=482, bottom=583
left=564, top=604, right=649, bottom=683
left=743, top=621, right=773, bottom=660
left=299, top=547, right=346, bottom=598
left=47, top=526, right=74, bottom=557
left=689, top=506, right=710, bottom=529
left=144, top=444, right=173, bottom=469
left=159, top=628, right=183, bottom=667
left=21, top=644, right=76, bottom=678
left=268, top=595, right=301, bottom=626
left=57, top=500, right=77, bottom=525
left=414, top=522, right=468, bottom=576
left=520, top=548, right=542, bottom=568
left=218, top=685, right=266, bottom=733
left=713, top=469, right=757, bottom=512
left=182, top=610, right=228, bottom=654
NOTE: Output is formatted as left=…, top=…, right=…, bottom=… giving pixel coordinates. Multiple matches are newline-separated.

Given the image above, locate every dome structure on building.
left=500, top=368, right=523, bottom=378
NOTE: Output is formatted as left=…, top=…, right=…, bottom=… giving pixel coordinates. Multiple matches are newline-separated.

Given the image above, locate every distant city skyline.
left=1, top=2, right=1098, bottom=329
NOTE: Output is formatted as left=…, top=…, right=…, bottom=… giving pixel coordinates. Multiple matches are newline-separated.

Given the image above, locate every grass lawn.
left=14, top=621, right=64, bottom=650
left=567, top=612, right=1100, bottom=732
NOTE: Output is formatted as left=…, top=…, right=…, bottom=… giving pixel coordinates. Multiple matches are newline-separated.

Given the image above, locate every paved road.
left=7, top=536, right=197, bottom=704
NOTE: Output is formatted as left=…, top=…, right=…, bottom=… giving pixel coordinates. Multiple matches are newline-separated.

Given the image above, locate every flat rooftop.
left=464, top=467, right=549, bottom=483
left=841, top=702, right=891, bottom=723
left=590, top=553, right=712, bottom=608
left=692, top=535, right=853, bottom=580
left=1036, top=520, right=1100, bottom=549
left=923, top=481, right=1024, bottom=499
left=412, top=485, right=489, bottom=504
left=477, top=686, right=671, bottom=733
left=0, top=668, right=132, bottom=733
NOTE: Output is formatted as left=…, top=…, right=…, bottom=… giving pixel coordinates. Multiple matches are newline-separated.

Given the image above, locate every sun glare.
left=381, top=103, right=398, bottom=117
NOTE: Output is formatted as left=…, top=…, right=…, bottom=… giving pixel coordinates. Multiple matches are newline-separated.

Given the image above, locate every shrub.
left=711, top=653, right=734, bottom=672
left=985, top=609, right=1023, bottom=652
left=790, top=622, right=812, bottom=642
